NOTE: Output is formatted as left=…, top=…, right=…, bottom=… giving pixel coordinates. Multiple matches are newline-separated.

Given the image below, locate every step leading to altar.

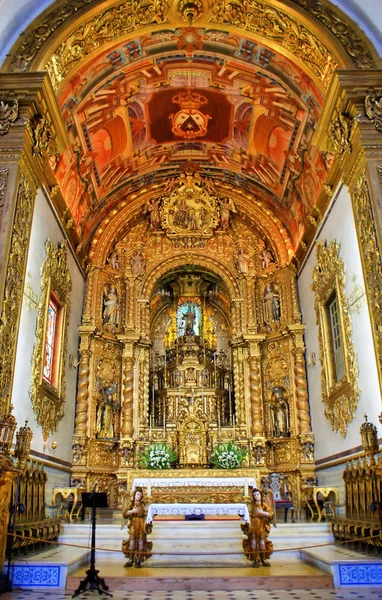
left=301, top=544, right=382, bottom=588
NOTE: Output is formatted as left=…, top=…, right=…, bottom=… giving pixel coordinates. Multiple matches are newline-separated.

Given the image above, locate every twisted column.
left=74, top=346, right=91, bottom=437
left=249, top=355, right=263, bottom=436
left=121, top=354, right=134, bottom=437
left=293, top=347, right=311, bottom=434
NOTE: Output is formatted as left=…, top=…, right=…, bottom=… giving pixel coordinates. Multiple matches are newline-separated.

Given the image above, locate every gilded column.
left=119, top=338, right=137, bottom=437
left=249, top=350, right=263, bottom=437
left=73, top=338, right=92, bottom=438
left=82, top=266, right=96, bottom=326
left=292, top=342, right=312, bottom=434
left=232, top=343, right=246, bottom=428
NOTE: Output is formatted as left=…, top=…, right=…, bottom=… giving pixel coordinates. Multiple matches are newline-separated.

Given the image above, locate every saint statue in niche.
left=270, top=387, right=289, bottom=437
left=96, top=383, right=119, bottom=439
left=107, top=249, right=120, bottom=270
left=130, top=249, right=146, bottom=276
left=182, top=305, right=196, bottom=334
left=260, top=248, right=274, bottom=270
left=263, top=284, right=280, bottom=324
left=219, top=196, right=236, bottom=229
left=103, top=285, right=119, bottom=326
left=145, top=197, right=161, bottom=230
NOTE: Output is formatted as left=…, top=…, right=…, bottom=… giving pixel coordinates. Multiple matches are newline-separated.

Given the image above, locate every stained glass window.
left=43, top=296, right=58, bottom=384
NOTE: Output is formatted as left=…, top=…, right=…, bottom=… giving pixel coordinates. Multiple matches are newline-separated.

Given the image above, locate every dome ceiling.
left=5, top=0, right=378, bottom=258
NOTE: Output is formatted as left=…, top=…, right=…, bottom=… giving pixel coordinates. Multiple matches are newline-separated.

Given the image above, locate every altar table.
left=146, top=502, right=250, bottom=524
left=132, top=477, right=257, bottom=499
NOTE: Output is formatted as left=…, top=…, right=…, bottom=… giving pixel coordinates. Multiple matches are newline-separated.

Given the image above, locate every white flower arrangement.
left=139, top=442, right=177, bottom=470
left=211, top=442, right=247, bottom=469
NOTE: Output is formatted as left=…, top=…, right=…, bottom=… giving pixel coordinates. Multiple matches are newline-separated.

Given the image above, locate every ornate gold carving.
left=159, top=173, right=219, bottom=239
left=351, top=172, right=382, bottom=388
left=365, top=90, right=382, bottom=132
left=329, top=111, right=353, bottom=155
left=0, top=176, right=34, bottom=414
left=288, top=0, right=375, bottom=69
left=0, top=168, right=8, bottom=216
left=311, top=240, right=360, bottom=436
left=30, top=239, right=72, bottom=440
left=293, top=347, right=311, bottom=434
left=0, top=93, right=18, bottom=136
left=74, top=344, right=91, bottom=437
left=249, top=354, right=263, bottom=436
left=8, top=0, right=99, bottom=72
left=214, top=0, right=337, bottom=87
left=46, top=1, right=170, bottom=87
left=176, top=0, right=205, bottom=23
left=30, top=114, right=54, bottom=157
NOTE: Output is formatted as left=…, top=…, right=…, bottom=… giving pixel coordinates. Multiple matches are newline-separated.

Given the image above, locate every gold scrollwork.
left=30, top=114, right=54, bottom=157
left=0, top=176, right=34, bottom=414
left=351, top=172, right=382, bottom=388
left=0, top=93, right=19, bottom=136
left=0, top=168, right=9, bottom=216
left=213, top=0, right=337, bottom=88
left=311, top=240, right=360, bottom=437
left=365, top=90, right=382, bottom=132
left=30, top=239, right=72, bottom=439
left=329, top=111, right=353, bottom=155
left=46, top=0, right=169, bottom=87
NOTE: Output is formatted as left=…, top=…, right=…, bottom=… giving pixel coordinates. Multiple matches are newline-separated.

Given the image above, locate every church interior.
left=0, top=0, right=381, bottom=597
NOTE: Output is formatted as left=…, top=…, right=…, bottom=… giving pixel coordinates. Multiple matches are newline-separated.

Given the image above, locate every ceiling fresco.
left=51, top=23, right=331, bottom=249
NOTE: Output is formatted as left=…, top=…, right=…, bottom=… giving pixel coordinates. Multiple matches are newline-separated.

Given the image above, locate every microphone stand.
left=72, top=486, right=112, bottom=597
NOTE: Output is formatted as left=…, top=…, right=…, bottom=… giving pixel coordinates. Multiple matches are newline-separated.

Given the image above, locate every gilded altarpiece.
left=71, top=174, right=315, bottom=508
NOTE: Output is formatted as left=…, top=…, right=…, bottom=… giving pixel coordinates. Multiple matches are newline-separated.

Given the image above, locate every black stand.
left=72, top=492, right=112, bottom=597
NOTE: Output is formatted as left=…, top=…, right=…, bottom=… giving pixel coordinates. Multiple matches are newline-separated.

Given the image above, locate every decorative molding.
left=329, top=111, right=353, bottom=155
left=365, top=90, right=382, bottom=132
left=0, top=168, right=9, bottom=216
left=30, top=239, right=72, bottom=440
left=311, top=240, right=360, bottom=437
left=0, top=92, right=18, bottom=136
left=351, top=172, right=382, bottom=389
left=0, top=176, right=34, bottom=414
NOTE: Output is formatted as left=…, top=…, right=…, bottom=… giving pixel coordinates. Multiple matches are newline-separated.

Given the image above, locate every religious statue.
left=235, top=248, right=249, bottom=274
left=219, top=196, right=236, bottom=229
left=96, top=384, right=119, bottom=439
left=130, top=249, right=146, bottom=275
left=182, top=305, right=196, bottom=334
left=107, top=249, right=120, bottom=270
left=263, top=284, right=280, bottom=324
left=102, top=285, right=119, bottom=326
left=270, top=387, right=289, bottom=437
left=121, top=487, right=152, bottom=568
left=145, top=197, right=161, bottom=230
left=241, top=488, right=274, bottom=567
left=260, top=248, right=274, bottom=270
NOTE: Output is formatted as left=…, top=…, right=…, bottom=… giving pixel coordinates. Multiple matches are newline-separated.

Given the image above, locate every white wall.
left=0, top=0, right=381, bottom=67
left=298, top=184, right=381, bottom=468
left=12, top=188, right=85, bottom=482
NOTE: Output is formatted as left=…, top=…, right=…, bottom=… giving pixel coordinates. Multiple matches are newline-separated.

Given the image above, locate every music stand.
left=72, top=492, right=112, bottom=597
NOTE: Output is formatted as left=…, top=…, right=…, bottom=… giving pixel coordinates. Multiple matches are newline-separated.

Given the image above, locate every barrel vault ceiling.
left=4, top=0, right=379, bottom=263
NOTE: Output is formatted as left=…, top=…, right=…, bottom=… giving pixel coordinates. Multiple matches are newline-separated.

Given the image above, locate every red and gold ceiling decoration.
left=3, top=0, right=378, bottom=260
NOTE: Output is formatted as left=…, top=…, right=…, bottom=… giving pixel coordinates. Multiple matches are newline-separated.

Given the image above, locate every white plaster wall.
left=12, top=188, right=85, bottom=475
left=0, top=0, right=381, bottom=67
left=298, top=184, right=381, bottom=466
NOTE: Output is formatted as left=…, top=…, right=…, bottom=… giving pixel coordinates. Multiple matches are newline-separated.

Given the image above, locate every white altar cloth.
left=146, top=502, right=250, bottom=524
left=132, top=477, right=256, bottom=497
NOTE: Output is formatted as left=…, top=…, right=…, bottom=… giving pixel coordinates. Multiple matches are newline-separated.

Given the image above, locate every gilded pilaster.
left=0, top=73, right=69, bottom=415
left=311, top=70, right=382, bottom=393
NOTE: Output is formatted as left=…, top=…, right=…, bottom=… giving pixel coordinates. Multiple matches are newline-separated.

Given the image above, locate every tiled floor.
left=2, top=589, right=382, bottom=599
